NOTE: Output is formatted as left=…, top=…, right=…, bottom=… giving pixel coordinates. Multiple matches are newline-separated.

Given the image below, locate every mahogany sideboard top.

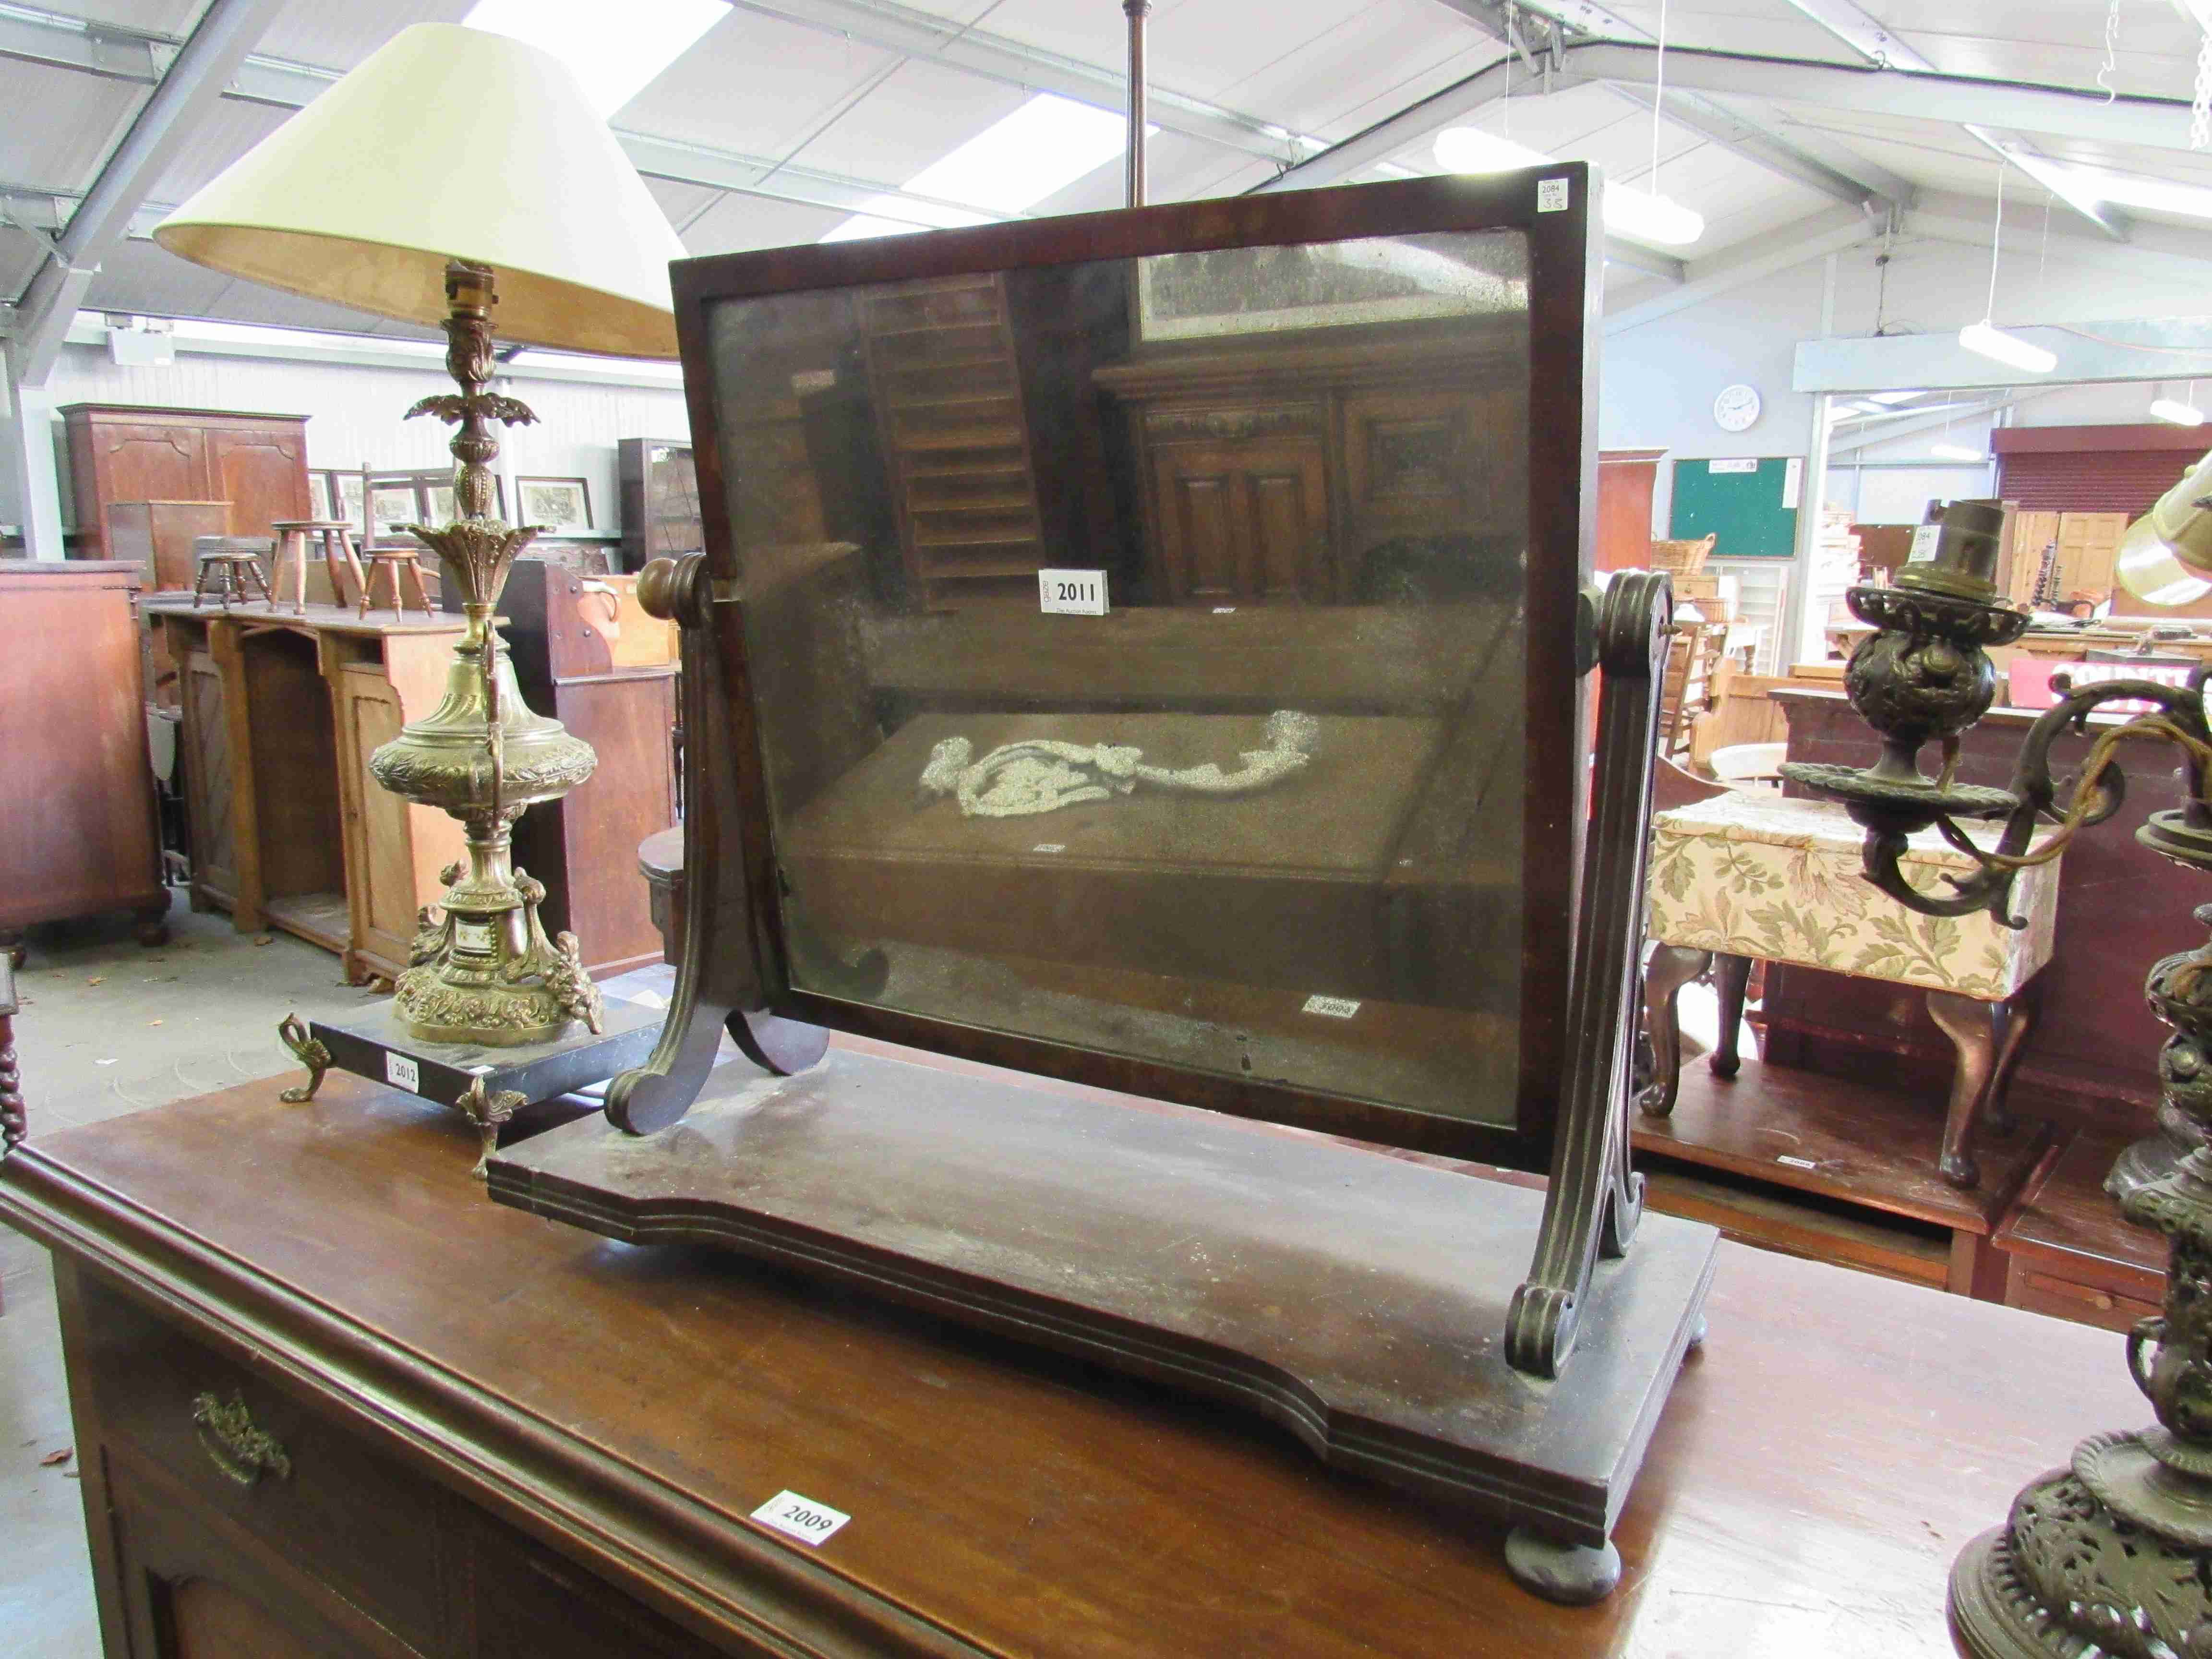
left=0, top=1063, right=2149, bottom=1657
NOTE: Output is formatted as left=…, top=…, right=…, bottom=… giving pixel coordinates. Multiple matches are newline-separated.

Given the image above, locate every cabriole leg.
left=1709, top=952, right=1752, bottom=1078
left=1638, top=944, right=1710, bottom=1117
left=1926, top=990, right=2000, bottom=1190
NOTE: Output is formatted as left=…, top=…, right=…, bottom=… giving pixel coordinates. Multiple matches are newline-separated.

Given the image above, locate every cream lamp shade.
left=154, top=23, right=685, bottom=359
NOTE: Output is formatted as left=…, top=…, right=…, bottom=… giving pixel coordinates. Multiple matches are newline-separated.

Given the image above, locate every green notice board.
left=1668, top=456, right=1801, bottom=559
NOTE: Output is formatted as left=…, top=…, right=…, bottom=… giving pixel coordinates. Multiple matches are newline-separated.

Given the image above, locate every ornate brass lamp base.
left=396, top=862, right=601, bottom=1047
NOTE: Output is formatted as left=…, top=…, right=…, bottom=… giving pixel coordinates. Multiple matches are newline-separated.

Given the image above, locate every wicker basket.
left=1648, top=533, right=1716, bottom=575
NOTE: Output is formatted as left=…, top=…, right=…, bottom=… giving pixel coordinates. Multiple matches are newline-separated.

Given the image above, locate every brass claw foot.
left=456, top=1074, right=526, bottom=1180
left=276, top=1014, right=330, bottom=1103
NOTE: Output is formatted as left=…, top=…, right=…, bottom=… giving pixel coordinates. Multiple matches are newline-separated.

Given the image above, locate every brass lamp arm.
left=1856, top=676, right=2212, bottom=926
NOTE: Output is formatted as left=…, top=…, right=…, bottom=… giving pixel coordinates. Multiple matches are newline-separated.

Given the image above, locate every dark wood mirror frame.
left=616, top=170, right=1613, bottom=1170
left=494, top=173, right=1717, bottom=1602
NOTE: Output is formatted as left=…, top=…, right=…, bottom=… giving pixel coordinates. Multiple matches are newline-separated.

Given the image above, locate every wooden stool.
left=190, top=537, right=275, bottom=610
left=359, top=548, right=433, bottom=619
left=270, top=518, right=365, bottom=613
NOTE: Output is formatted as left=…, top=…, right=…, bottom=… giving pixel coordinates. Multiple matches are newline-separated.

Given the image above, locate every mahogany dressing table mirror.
left=487, top=170, right=1718, bottom=1605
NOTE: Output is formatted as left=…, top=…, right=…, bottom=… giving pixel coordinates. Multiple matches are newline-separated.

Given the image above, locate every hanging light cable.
left=1960, top=160, right=2057, bottom=373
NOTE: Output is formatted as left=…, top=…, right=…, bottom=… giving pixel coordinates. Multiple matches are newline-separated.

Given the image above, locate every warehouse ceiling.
left=3, top=0, right=2211, bottom=351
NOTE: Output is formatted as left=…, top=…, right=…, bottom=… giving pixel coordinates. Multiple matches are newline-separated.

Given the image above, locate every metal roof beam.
left=0, top=3, right=167, bottom=83
left=1776, top=0, right=2125, bottom=238
left=1438, top=0, right=1911, bottom=214
left=722, top=0, right=1301, bottom=163
left=1604, top=204, right=1883, bottom=336
left=9, top=0, right=286, bottom=387
left=1603, top=83, right=1911, bottom=214
left=1797, top=316, right=2212, bottom=393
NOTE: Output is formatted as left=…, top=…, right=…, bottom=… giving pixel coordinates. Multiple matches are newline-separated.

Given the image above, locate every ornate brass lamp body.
left=1783, top=473, right=2212, bottom=1654
left=367, top=264, right=602, bottom=1045
left=144, top=22, right=686, bottom=1048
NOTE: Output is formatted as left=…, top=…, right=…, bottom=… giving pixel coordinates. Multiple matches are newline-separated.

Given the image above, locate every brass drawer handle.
left=190, top=1390, right=292, bottom=1487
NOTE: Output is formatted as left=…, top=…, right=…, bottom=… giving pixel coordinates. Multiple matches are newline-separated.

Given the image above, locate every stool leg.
left=359, top=559, right=378, bottom=619
left=1926, top=991, right=2000, bottom=1190
left=402, top=558, right=433, bottom=618
left=315, top=531, right=343, bottom=610
left=1710, top=952, right=1753, bottom=1078
left=338, top=530, right=366, bottom=607
left=192, top=562, right=212, bottom=609
left=244, top=558, right=274, bottom=607
left=288, top=529, right=309, bottom=614
left=1638, top=944, right=1711, bottom=1118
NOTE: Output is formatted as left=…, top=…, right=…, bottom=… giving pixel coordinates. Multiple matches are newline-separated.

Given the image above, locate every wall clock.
left=1713, top=383, right=1762, bottom=433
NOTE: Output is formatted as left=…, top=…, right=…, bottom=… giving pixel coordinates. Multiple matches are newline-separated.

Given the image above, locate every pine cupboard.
left=63, top=405, right=313, bottom=562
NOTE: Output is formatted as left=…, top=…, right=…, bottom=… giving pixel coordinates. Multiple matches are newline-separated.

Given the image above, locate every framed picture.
left=369, top=484, right=420, bottom=537
left=332, top=472, right=366, bottom=529
left=1134, top=231, right=1525, bottom=342
left=517, top=476, right=592, bottom=531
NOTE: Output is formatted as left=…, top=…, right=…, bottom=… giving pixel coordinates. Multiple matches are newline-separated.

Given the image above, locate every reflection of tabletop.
left=0, top=1064, right=2152, bottom=1659
left=1642, top=791, right=2060, bottom=1189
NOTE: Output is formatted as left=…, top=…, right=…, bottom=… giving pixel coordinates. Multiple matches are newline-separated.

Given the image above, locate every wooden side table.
left=269, top=518, right=365, bottom=613
left=1643, top=790, right=2060, bottom=1189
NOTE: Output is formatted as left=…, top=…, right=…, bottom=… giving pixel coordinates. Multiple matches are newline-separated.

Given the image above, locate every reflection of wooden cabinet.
left=1152, top=439, right=1329, bottom=602
left=154, top=602, right=464, bottom=984
left=63, top=405, right=312, bottom=562
left=1098, top=338, right=1522, bottom=604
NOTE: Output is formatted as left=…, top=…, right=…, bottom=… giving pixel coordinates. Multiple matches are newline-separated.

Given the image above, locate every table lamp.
left=153, top=22, right=687, bottom=1045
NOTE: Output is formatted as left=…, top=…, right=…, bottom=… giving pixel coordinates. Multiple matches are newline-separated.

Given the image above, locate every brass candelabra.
left=1783, top=497, right=2212, bottom=1655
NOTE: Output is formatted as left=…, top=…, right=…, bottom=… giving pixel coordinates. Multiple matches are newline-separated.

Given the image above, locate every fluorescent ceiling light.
left=1433, top=127, right=1704, bottom=247
left=2154, top=397, right=2208, bottom=426
left=462, top=0, right=725, bottom=118
left=1959, top=320, right=2056, bottom=374
left=1868, top=389, right=1926, bottom=404
left=822, top=94, right=1138, bottom=243
left=1930, top=442, right=1988, bottom=462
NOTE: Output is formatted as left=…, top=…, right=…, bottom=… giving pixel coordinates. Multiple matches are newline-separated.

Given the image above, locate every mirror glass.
left=703, top=228, right=1537, bottom=1127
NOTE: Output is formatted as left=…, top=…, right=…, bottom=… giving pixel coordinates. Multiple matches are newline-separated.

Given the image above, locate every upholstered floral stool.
left=1642, top=791, right=2061, bottom=1189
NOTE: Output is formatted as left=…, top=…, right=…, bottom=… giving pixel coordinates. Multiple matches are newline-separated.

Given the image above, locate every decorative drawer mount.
left=190, top=1389, right=292, bottom=1487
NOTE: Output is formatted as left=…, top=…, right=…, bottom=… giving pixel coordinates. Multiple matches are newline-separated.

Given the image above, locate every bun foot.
left=1504, top=1527, right=1621, bottom=1605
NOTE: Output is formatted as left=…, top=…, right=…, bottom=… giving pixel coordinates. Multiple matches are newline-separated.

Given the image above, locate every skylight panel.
left=820, top=93, right=1137, bottom=243
left=462, top=0, right=726, bottom=119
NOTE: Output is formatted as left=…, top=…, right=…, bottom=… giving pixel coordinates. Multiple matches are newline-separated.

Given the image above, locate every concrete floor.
left=0, top=892, right=673, bottom=1657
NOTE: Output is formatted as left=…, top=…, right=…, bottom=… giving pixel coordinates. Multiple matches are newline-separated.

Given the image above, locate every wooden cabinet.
left=152, top=601, right=465, bottom=983
left=63, top=405, right=313, bottom=563
left=1596, top=447, right=1666, bottom=572
left=616, top=437, right=703, bottom=573
left=1096, top=337, right=1524, bottom=605
left=498, top=556, right=678, bottom=976
left=0, top=560, right=168, bottom=956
